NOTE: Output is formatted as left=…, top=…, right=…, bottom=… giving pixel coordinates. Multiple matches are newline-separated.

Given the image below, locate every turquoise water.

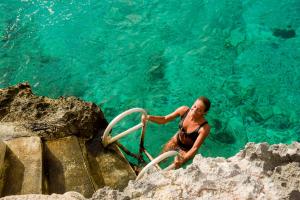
left=1, top=0, right=300, bottom=160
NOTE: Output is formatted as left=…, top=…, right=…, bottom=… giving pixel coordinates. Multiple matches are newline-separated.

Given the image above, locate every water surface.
left=1, top=0, right=300, bottom=161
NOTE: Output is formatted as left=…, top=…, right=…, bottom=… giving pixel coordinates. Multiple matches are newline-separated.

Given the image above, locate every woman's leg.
left=161, top=134, right=179, bottom=153
left=173, top=148, right=189, bottom=168
left=177, top=149, right=188, bottom=159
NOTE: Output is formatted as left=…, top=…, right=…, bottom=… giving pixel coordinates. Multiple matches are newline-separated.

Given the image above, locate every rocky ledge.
left=0, top=83, right=136, bottom=198
left=3, top=141, right=300, bottom=200
left=0, top=82, right=107, bottom=140
left=119, top=142, right=300, bottom=200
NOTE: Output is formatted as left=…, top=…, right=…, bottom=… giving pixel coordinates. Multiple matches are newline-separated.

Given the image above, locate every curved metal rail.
left=136, top=151, right=178, bottom=180
left=102, top=108, right=147, bottom=147
left=101, top=108, right=177, bottom=179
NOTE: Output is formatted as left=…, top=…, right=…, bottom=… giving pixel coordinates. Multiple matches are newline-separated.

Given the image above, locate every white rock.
left=4, top=142, right=300, bottom=200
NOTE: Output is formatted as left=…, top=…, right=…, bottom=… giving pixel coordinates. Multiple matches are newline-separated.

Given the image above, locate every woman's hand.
left=141, top=114, right=148, bottom=124
left=174, top=154, right=184, bottom=169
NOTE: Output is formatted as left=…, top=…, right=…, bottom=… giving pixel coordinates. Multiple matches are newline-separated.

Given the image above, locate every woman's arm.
left=144, top=106, right=188, bottom=124
left=174, top=124, right=210, bottom=168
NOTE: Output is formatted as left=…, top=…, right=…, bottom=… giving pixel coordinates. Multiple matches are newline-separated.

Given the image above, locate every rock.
left=2, top=137, right=43, bottom=196
left=0, top=83, right=136, bottom=198
left=0, top=192, right=86, bottom=200
left=44, top=136, right=95, bottom=197
left=91, top=187, right=130, bottom=200
left=0, top=140, right=6, bottom=194
left=2, top=142, right=300, bottom=199
left=0, top=136, right=136, bottom=198
left=272, top=28, right=296, bottom=39
left=228, top=27, right=245, bottom=47
left=120, top=142, right=300, bottom=200
left=0, top=82, right=108, bottom=140
left=85, top=138, right=136, bottom=190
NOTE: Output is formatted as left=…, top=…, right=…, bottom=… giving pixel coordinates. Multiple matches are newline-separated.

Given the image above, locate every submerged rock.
left=272, top=28, right=296, bottom=39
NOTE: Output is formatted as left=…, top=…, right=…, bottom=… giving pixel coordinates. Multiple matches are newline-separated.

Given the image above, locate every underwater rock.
left=147, top=53, right=166, bottom=81
left=272, top=28, right=296, bottom=39
left=228, top=27, right=245, bottom=47
left=210, top=118, right=236, bottom=144
left=213, top=130, right=236, bottom=144
left=264, top=113, right=292, bottom=131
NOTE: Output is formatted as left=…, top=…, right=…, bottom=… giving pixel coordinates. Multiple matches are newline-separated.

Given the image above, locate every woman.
left=142, top=96, right=211, bottom=169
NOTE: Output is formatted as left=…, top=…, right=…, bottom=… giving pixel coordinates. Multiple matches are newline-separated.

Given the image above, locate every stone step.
left=0, top=140, right=6, bottom=195
left=2, top=137, right=43, bottom=196
left=44, top=136, right=95, bottom=198
left=85, top=139, right=136, bottom=190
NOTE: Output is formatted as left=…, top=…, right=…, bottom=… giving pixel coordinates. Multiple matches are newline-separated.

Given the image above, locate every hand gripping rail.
left=102, top=108, right=147, bottom=147
left=101, top=108, right=178, bottom=179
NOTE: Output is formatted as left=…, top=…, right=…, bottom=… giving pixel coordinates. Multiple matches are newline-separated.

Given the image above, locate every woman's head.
left=197, top=96, right=211, bottom=112
left=191, top=96, right=211, bottom=116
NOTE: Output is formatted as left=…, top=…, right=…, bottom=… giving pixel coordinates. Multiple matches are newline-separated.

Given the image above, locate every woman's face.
left=190, top=99, right=206, bottom=116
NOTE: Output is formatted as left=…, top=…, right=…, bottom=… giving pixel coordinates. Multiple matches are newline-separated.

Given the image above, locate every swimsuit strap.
left=186, top=121, right=208, bottom=140
left=194, top=121, right=208, bottom=133
left=179, top=108, right=190, bottom=128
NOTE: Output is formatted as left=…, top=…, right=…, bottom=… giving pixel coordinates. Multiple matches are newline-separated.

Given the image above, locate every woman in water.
left=142, top=96, right=211, bottom=169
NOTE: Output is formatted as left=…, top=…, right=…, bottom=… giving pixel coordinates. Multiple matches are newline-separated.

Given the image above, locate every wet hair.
left=197, top=96, right=211, bottom=112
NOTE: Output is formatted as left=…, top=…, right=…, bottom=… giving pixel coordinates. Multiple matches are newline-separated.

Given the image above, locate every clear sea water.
left=1, top=0, right=300, bottom=162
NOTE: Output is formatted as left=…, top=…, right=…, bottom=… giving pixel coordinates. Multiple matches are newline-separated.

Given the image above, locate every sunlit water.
left=1, top=0, right=300, bottom=164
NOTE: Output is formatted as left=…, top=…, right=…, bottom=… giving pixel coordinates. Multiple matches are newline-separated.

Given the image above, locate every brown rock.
left=2, top=137, right=42, bottom=196
left=0, top=83, right=136, bottom=199
left=44, top=136, right=95, bottom=198
left=0, top=82, right=108, bottom=140
left=0, top=140, right=6, bottom=195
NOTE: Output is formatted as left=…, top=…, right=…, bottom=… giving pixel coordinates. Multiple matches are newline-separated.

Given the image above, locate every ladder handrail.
left=102, top=108, right=147, bottom=147
left=101, top=107, right=178, bottom=179
left=136, top=150, right=178, bottom=180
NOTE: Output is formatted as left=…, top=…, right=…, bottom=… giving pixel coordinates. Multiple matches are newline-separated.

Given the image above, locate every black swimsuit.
left=176, top=109, right=208, bottom=151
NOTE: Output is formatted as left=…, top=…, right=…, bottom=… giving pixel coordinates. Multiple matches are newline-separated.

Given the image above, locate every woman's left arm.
left=174, top=125, right=210, bottom=168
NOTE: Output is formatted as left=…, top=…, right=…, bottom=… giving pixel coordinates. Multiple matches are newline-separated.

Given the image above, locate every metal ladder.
left=101, top=108, right=178, bottom=180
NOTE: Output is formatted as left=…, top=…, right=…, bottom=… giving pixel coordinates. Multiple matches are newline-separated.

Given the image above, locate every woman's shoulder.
left=202, top=122, right=211, bottom=134
left=176, top=106, right=189, bottom=116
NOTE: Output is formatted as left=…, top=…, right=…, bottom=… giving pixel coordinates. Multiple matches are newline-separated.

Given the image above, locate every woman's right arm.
left=144, top=106, right=189, bottom=124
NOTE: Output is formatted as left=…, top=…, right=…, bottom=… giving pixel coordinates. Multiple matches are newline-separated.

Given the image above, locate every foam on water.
left=1, top=0, right=300, bottom=161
